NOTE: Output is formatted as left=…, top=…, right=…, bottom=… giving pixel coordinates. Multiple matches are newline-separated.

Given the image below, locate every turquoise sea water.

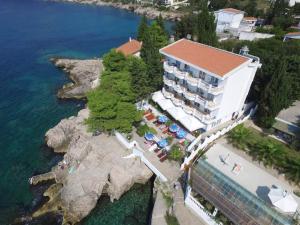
left=0, top=0, right=155, bottom=224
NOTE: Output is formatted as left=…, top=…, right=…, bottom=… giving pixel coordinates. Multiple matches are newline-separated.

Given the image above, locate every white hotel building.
left=152, top=39, right=261, bottom=132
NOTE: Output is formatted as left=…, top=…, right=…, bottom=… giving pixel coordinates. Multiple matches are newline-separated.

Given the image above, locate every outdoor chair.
left=157, top=152, right=164, bottom=158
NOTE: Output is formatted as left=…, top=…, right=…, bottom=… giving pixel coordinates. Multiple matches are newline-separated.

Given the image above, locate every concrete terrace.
left=205, top=139, right=300, bottom=211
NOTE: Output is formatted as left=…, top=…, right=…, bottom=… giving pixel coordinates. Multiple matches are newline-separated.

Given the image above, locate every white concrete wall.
left=216, top=11, right=244, bottom=32
left=185, top=187, right=220, bottom=225
left=239, top=31, right=275, bottom=41
left=216, top=64, right=256, bottom=124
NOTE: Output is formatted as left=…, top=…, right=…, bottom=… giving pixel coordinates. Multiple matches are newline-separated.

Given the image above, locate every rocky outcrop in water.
left=30, top=109, right=153, bottom=224
left=53, top=0, right=184, bottom=21
left=51, top=58, right=103, bottom=99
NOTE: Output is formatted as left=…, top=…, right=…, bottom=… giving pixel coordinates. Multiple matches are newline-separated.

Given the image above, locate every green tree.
left=209, top=0, right=228, bottom=10
left=252, top=140, right=285, bottom=167
left=282, top=158, right=300, bottom=184
left=86, top=51, right=142, bottom=133
left=245, top=0, right=257, bottom=16
left=140, top=22, right=168, bottom=92
left=103, top=49, right=127, bottom=72
left=256, top=59, right=293, bottom=128
left=127, top=56, right=152, bottom=100
left=155, top=14, right=168, bottom=37
left=174, top=0, right=217, bottom=46
left=228, top=124, right=251, bottom=150
left=137, top=14, right=148, bottom=42
left=169, top=144, right=184, bottom=161
left=266, top=0, right=294, bottom=29
left=196, top=3, right=218, bottom=46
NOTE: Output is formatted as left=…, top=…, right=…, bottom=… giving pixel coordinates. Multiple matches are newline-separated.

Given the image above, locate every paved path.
left=174, top=185, right=207, bottom=225
left=151, top=191, right=168, bottom=225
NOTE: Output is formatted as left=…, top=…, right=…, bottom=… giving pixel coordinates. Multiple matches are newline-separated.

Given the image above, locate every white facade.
left=214, top=8, right=244, bottom=33
left=160, top=0, right=188, bottom=6
left=158, top=40, right=261, bottom=132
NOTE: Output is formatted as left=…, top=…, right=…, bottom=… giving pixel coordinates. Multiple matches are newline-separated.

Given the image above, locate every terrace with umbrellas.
left=134, top=100, right=197, bottom=165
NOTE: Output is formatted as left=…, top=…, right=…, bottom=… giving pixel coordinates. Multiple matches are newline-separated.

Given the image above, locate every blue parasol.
left=157, top=139, right=168, bottom=148
left=169, top=123, right=179, bottom=132
left=176, top=129, right=187, bottom=139
left=158, top=115, right=168, bottom=123
left=144, top=133, right=154, bottom=141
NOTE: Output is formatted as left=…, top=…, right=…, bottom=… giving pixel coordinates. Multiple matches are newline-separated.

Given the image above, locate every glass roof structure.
left=191, top=159, right=295, bottom=225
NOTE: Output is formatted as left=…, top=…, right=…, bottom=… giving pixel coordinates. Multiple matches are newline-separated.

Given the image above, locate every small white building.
left=160, top=0, right=188, bottom=7
left=214, top=8, right=245, bottom=33
left=239, top=17, right=257, bottom=32
left=288, top=0, right=300, bottom=6
left=153, top=39, right=261, bottom=132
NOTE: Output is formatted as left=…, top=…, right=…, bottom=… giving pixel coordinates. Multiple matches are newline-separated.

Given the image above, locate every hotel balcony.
left=171, top=96, right=183, bottom=107
left=183, top=91, right=197, bottom=101
left=194, top=109, right=215, bottom=123
left=163, top=76, right=175, bottom=87
left=182, top=104, right=195, bottom=115
left=186, top=73, right=198, bottom=87
left=173, top=84, right=185, bottom=94
left=163, top=61, right=175, bottom=74
left=174, top=67, right=186, bottom=80
left=162, top=87, right=173, bottom=99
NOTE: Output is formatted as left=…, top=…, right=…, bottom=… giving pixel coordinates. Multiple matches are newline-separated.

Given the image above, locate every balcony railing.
left=183, top=91, right=197, bottom=101
left=162, top=88, right=173, bottom=99
left=163, top=76, right=175, bottom=87
left=183, top=104, right=195, bottom=115
left=173, top=84, right=184, bottom=94
left=174, top=67, right=186, bottom=80
left=172, top=97, right=183, bottom=107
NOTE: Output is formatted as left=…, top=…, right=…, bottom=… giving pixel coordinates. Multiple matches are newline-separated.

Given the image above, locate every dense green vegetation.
left=228, top=124, right=300, bottom=184
left=174, top=0, right=218, bottom=46
left=140, top=17, right=168, bottom=92
left=220, top=38, right=300, bottom=128
left=168, top=144, right=184, bottom=161
left=87, top=15, right=169, bottom=133
left=86, top=50, right=143, bottom=133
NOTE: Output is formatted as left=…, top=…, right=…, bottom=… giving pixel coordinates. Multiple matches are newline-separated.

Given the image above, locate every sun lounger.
left=160, top=154, right=167, bottom=162
left=146, top=114, right=155, bottom=121
left=157, top=152, right=164, bottom=158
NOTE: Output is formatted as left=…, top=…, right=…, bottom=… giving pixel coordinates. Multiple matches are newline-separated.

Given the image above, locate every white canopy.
left=268, top=187, right=298, bottom=213
left=179, top=115, right=205, bottom=132
left=167, top=107, right=186, bottom=120
left=152, top=91, right=165, bottom=102
left=157, top=99, right=174, bottom=110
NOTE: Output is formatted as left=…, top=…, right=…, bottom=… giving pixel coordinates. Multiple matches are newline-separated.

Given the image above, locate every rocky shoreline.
left=26, top=57, right=153, bottom=224
left=51, top=58, right=103, bottom=99
left=29, top=108, right=153, bottom=224
left=51, top=0, right=184, bottom=20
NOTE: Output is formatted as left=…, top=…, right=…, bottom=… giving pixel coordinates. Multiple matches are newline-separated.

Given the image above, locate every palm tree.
left=282, top=158, right=300, bottom=184
left=253, top=140, right=285, bottom=168
left=228, top=125, right=251, bottom=150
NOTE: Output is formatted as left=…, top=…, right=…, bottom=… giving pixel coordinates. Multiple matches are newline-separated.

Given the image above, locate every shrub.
left=136, top=124, right=157, bottom=136
left=168, top=144, right=184, bottom=161
left=165, top=212, right=180, bottom=225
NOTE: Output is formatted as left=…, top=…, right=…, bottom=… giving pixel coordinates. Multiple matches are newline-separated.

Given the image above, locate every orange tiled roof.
left=285, top=32, right=300, bottom=36
left=160, top=39, right=249, bottom=77
left=221, top=8, right=244, bottom=14
left=243, top=17, right=257, bottom=21
left=116, top=39, right=142, bottom=56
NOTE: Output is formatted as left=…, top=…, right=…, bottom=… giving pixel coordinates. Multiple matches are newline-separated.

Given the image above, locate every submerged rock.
left=51, top=58, right=103, bottom=99
left=31, top=109, right=153, bottom=224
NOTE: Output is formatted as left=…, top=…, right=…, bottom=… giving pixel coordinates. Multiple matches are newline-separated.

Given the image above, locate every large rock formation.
left=31, top=109, right=153, bottom=224
left=51, top=58, right=103, bottom=99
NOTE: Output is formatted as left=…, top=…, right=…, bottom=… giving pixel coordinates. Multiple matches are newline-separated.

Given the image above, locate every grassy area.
left=227, top=124, right=300, bottom=184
